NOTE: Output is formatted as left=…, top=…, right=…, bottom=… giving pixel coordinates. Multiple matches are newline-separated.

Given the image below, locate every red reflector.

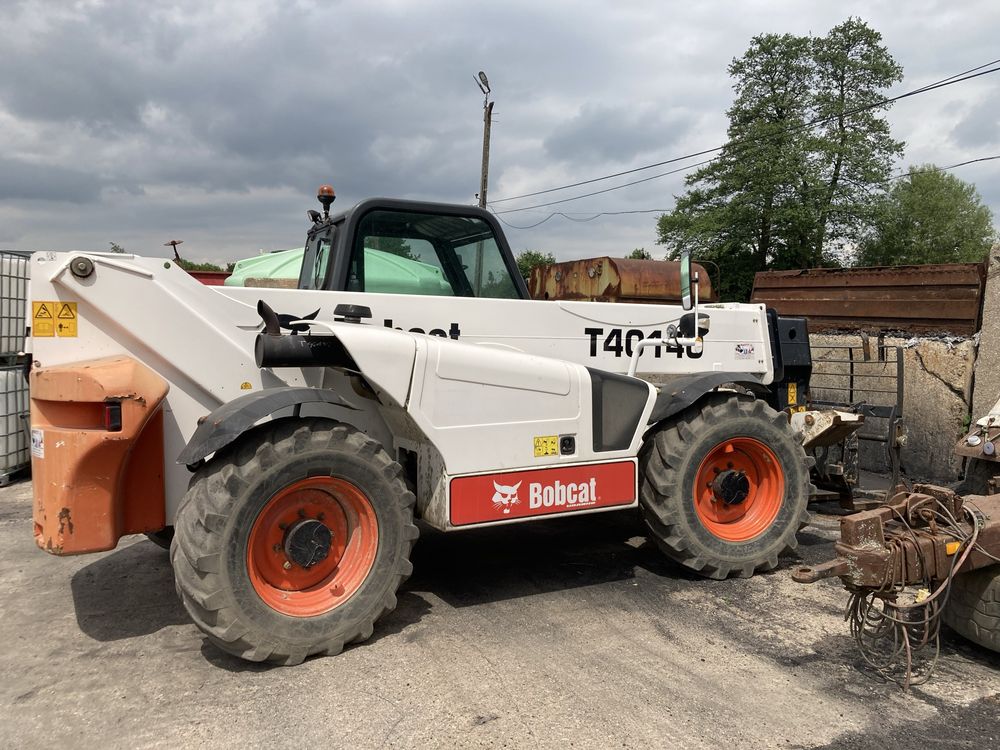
left=104, top=402, right=122, bottom=432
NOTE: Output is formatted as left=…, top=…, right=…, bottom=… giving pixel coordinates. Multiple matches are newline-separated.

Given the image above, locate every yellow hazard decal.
left=33, top=301, right=78, bottom=337
left=787, top=381, right=797, bottom=406
left=55, top=302, right=77, bottom=337
left=533, top=435, right=559, bottom=457
left=32, top=302, right=54, bottom=337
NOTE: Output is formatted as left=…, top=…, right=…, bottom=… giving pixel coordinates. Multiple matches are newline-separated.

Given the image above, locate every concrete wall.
left=809, top=333, right=975, bottom=483
left=971, top=247, right=1000, bottom=422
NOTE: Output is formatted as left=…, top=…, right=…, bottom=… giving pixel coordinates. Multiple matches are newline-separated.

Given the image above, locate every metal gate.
left=1, top=251, right=30, bottom=484
left=808, top=337, right=905, bottom=505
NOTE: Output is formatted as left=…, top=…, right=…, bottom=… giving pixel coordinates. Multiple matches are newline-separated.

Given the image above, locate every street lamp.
left=475, top=71, right=494, bottom=208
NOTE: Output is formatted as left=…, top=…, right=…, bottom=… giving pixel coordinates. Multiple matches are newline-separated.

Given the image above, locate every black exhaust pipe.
left=254, top=333, right=356, bottom=369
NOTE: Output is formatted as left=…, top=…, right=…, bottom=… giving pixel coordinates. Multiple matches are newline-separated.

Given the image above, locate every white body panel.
left=27, top=251, right=766, bottom=529
left=219, top=286, right=775, bottom=383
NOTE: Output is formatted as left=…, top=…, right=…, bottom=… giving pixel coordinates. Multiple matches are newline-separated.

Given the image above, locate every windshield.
left=348, top=210, right=521, bottom=299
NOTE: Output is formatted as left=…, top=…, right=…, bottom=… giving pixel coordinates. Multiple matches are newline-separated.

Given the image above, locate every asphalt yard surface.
left=2, top=479, right=998, bottom=749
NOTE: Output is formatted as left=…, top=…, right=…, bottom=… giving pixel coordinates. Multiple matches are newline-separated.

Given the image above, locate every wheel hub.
left=712, top=469, right=750, bottom=506
left=283, top=518, right=333, bottom=568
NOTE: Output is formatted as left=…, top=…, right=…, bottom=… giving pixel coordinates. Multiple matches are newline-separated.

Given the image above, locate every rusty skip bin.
left=528, top=256, right=715, bottom=303
left=751, top=263, right=986, bottom=335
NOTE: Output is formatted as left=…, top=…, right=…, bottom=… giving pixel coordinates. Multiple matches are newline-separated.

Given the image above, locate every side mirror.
left=679, top=251, right=693, bottom=311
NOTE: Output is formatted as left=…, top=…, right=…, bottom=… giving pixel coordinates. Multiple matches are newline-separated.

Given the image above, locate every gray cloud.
left=951, top=95, right=1000, bottom=149
left=544, top=104, right=693, bottom=164
left=0, top=158, right=103, bottom=203
left=0, top=0, right=998, bottom=264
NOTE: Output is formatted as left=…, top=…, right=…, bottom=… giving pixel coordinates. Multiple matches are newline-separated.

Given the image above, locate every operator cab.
left=299, top=186, right=529, bottom=300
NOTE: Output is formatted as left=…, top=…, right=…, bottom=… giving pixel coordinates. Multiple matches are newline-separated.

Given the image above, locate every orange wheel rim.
left=247, top=477, right=378, bottom=617
left=693, top=437, right=785, bottom=542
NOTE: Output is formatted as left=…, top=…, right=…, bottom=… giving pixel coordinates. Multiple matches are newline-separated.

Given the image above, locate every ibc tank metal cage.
left=0, top=251, right=30, bottom=484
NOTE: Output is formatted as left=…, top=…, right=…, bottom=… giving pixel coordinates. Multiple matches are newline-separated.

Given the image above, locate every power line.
left=495, top=209, right=672, bottom=230
left=904, top=155, right=1000, bottom=175
left=491, top=158, right=715, bottom=214
left=489, top=57, right=1000, bottom=208
left=494, top=154, right=1000, bottom=231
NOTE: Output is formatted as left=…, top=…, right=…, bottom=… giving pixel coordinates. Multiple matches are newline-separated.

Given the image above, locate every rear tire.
left=639, top=393, right=812, bottom=579
left=955, top=457, right=1000, bottom=496
left=943, top=566, right=1000, bottom=653
left=171, top=417, right=417, bottom=665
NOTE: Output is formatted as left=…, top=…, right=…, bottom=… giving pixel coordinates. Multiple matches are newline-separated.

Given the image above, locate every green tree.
left=176, top=258, right=227, bottom=272
left=857, top=165, right=997, bottom=266
left=366, top=235, right=415, bottom=260
left=109, top=242, right=126, bottom=253
left=657, top=18, right=903, bottom=301
left=515, top=250, right=556, bottom=281
left=626, top=248, right=652, bottom=260
left=808, top=19, right=904, bottom=261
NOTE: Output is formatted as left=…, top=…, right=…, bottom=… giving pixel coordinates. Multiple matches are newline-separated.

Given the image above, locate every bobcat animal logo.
left=491, top=480, right=522, bottom=514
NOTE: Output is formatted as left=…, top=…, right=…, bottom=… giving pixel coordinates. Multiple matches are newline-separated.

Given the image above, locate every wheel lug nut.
left=713, top=467, right=721, bottom=474
left=317, top=512, right=325, bottom=521
left=283, top=561, right=292, bottom=571
left=727, top=462, right=734, bottom=469
left=273, top=544, right=281, bottom=553
left=298, top=509, right=306, bottom=518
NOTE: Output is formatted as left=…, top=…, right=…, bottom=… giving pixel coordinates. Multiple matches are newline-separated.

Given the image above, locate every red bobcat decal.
left=450, top=461, right=636, bottom=526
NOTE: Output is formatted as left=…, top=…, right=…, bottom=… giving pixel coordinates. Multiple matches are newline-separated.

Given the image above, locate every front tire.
left=639, top=393, right=811, bottom=579
left=943, top=566, right=1000, bottom=653
left=171, top=418, right=418, bottom=665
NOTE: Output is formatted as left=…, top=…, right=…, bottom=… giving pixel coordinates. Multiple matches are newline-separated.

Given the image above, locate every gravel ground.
left=2, top=479, right=999, bottom=749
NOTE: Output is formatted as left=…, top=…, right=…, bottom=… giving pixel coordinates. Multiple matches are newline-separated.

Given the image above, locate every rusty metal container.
left=528, top=257, right=714, bottom=303
left=751, top=263, right=986, bottom=335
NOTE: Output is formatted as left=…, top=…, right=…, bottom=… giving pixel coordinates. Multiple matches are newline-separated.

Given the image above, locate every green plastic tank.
left=225, top=247, right=454, bottom=296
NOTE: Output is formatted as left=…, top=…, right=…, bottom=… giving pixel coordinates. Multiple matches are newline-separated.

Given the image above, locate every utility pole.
left=476, top=71, right=493, bottom=209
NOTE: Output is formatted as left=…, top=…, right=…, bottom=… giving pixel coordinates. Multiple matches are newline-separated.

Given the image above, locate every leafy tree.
left=626, top=248, right=652, bottom=260
left=657, top=18, right=903, bottom=301
left=176, top=258, right=227, bottom=272
left=366, top=235, right=416, bottom=260
left=808, top=19, right=904, bottom=261
left=515, top=250, right=556, bottom=281
left=109, top=242, right=126, bottom=253
left=856, top=165, right=997, bottom=266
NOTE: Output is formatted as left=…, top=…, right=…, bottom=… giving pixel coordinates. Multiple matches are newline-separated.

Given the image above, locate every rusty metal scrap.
left=529, top=257, right=715, bottom=303
left=793, top=484, right=1000, bottom=688
left=751, top=263, right=986, bottom=335
left=794, top=485, right=1000, bottom=588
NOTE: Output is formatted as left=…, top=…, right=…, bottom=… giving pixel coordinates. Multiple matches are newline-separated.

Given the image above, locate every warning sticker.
left=31, top=429, right=44, bottom=459
left=55, top=302, right=77, bottom=337
left=32, top=302, right=55, bottom=337
left=533, top=435, right=559, bottom=457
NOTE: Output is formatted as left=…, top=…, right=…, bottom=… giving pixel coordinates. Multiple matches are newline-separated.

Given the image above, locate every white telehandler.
left=27, top=187, right=816, bottom=664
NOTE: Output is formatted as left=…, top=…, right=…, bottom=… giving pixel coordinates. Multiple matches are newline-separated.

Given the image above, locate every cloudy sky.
left=1, top=0, right=998, bottom=264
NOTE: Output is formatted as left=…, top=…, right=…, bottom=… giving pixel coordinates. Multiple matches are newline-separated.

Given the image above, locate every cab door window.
left=349, top=209, right=520, bottom=299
